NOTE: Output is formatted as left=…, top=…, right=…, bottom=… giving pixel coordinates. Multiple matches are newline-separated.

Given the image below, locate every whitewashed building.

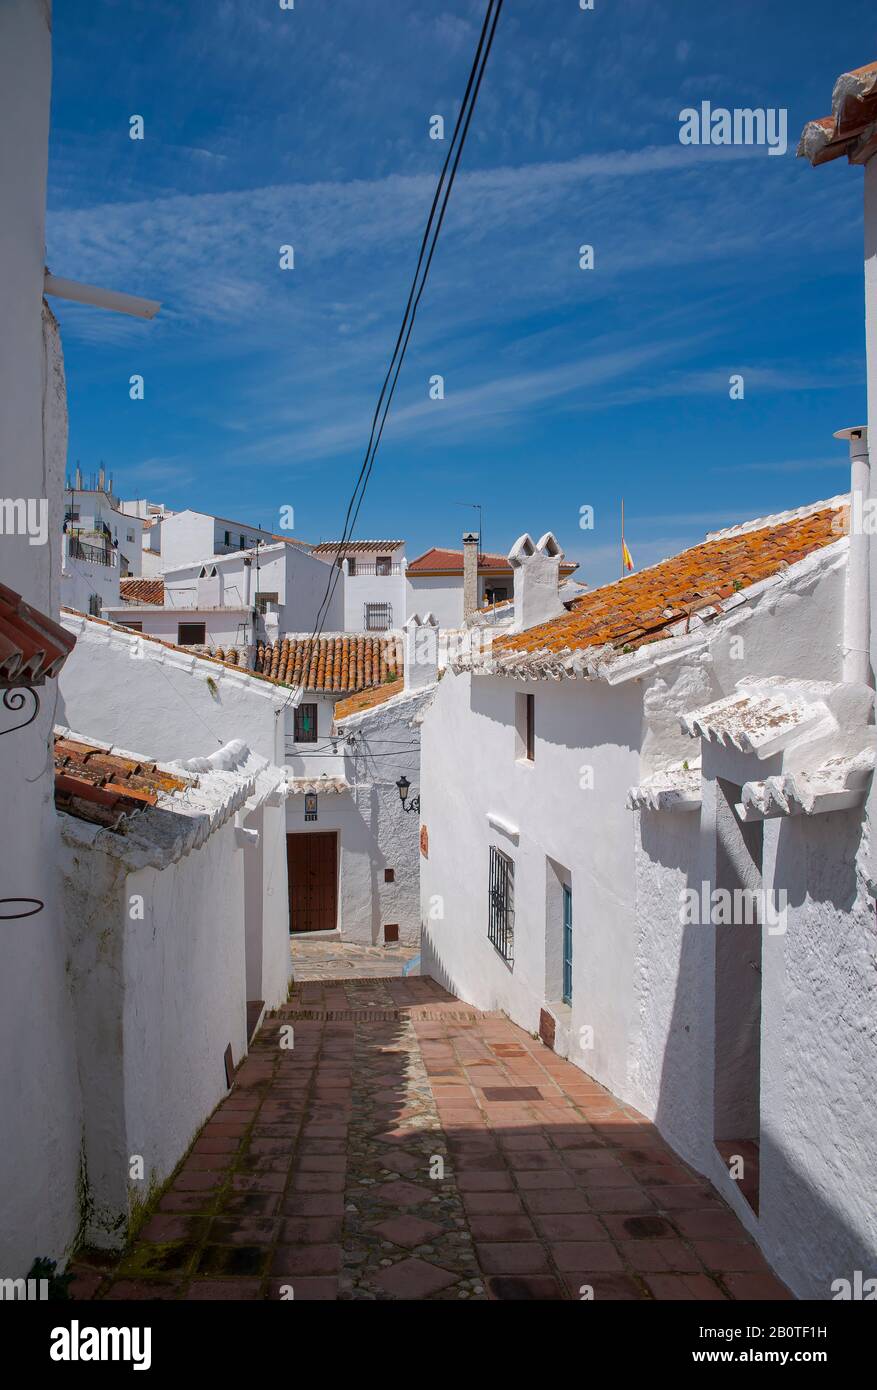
left=418, top=500, right=876, bottom=1300
left=159, top=508, right=306, bottom=573
left=310, top=539, right=407, bottom=632
left=63, top=473, right=144, bottom=575
left=101, top=539, right=345, bottom=659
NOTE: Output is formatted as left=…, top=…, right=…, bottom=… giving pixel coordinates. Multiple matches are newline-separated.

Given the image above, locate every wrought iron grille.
left=364, top=602, right=392, bottom=630
left=488, top=845, right=514, bottom=962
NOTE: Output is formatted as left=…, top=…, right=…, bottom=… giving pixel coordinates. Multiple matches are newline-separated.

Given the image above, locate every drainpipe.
left=834, top=425, right=871, bottom=686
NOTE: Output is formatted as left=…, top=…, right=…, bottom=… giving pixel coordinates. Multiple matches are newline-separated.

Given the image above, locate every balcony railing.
left=346, top=563, right=402, bottom=577
left=67, top=536, right=116, bottom=567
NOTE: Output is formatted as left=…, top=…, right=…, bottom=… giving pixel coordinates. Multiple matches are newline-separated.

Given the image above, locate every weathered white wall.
left=339, top=686, right=432, bottom=945
left=60, top=820, right=249, bottom=1245
left=0, top=0, right=84, bottom=1276
left=421, top=542, right=876, bottom=1296
left=421, top=666, right=643, bottom=1097
left=59, top=613, right=287, bottom=764
left=284, top=687, right=429, bottom=945
left=406, top=575, right=463, bottom=628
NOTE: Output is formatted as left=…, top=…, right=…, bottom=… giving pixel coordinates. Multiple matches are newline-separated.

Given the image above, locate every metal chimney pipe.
left=834, top=425, right=871, bottom=686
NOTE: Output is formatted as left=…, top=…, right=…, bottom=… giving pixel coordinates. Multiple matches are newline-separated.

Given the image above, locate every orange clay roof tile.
left=799, top=61, right=877, bottom=165
left=334, top=676, right=405, bottom=721
left=496, top=506, right=845, bottom=661
left=119, top=577, right=165, bottom=604
left=53, top=732, right=190, bottom=831
left=253, top=634, right=402, bottom=692
left=0, top=584, right=76, bottom=686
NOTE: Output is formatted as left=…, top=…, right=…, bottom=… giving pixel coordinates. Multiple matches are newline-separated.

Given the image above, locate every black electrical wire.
left=277, top=0, right=505, bottom=716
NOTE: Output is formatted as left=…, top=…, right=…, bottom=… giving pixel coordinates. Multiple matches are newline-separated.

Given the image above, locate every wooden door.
left=287, top=832, right=337, bottom=933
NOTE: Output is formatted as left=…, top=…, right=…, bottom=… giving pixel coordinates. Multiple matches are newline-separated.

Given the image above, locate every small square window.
left=178, top=622, right=206, bottom=645
left=384, top=868, right=395, bottom=883
left=294, top=702, right=318, bottom=743
left=384, top=924, right=399, bottom=944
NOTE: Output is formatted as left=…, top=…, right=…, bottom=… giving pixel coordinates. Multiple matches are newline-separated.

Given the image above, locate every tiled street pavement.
left=69, top=974, right=792, bottom=1301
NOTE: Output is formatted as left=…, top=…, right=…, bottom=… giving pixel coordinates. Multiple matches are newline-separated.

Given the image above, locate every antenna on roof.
left=456, top=502, right=483, bottom=557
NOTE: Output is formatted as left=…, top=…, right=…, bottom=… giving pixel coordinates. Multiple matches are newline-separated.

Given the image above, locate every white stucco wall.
left=158, top=511, right=216, bottom=571
left=420, top=540, right=876, bottom=1297
left=59, top=612, right=287, bottom=764
left=421, top=666, right=643, bottom=1097
left=60, top=818, right=249, bottom=1245
left=0, top=0, right=84, bottom=1277
left=406, top=575, right=463, bottom=628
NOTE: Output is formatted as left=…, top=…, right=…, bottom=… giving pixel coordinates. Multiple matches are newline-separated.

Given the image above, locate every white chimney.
left=508, top=531, right=566, bottom=631
left=834, top=426, right=872, bottom=687
left=462, top=531, right=479, bottom=618
left=404, top=612, right=439, bottom=691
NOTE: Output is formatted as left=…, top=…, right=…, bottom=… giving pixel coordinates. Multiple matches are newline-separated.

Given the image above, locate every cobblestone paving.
left=68, top=973, right=792, bottom=1302
left=290, top=936, right=420, bottom=981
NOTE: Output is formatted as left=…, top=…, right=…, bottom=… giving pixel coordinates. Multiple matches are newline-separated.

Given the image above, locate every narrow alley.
left=66, top=948, right=791, bottom=1302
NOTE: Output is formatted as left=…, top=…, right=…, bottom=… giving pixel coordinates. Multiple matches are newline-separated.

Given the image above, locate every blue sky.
left=47, top=0, right=873, bottom=584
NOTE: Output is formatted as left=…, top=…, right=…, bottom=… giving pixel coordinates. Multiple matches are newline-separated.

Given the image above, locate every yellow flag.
left=622, top=538, right=634, bottom=572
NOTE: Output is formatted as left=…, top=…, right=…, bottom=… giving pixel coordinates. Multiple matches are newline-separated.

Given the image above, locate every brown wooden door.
left=287, top=832, right=337, bottom=933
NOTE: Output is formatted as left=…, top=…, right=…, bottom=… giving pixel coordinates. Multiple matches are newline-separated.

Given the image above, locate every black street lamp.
left=396, top=775, right=419, bottom=814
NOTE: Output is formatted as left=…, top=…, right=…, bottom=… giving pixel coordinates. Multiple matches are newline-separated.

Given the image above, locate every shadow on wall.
left=652, top=797, right=874, bottom=1301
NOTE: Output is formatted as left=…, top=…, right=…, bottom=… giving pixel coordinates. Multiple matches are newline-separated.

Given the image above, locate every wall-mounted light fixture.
left=396, top=775, right=420, bottom=814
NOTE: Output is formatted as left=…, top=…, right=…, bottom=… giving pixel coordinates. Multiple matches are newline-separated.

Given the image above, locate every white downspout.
left=835, top=425, right=871, bottom=686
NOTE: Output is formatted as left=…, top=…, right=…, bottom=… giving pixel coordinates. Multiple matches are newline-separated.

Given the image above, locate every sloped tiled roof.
left=311, top=540, right=404, bottom=556
left=0, top=584, right=76, bottom=686
left=798, top=61, right=877, bottom=165
left=119, top=577, right=164, bottom=605
left=495, top=502, right=845, bottom=663
left=254, top=635, right=402, bottom=691
left=334, top=676, right=405, bottom=721
left=408, top=546, right=578, bottom=576
left=54, top=732, right=190, bottom=831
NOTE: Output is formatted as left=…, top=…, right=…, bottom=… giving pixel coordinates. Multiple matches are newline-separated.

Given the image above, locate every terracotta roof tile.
left=496, top=504, right=845, bottom=661
left=798, top=61, right=877, bottom=165
left=53, top=732, right=190, bottom=831
left=407, top=546, right=578, bottom=576
left=119, top=577, right=165, bottom=604
left=0, top=583, right=76, bottom=686
left=253, top=634, right=402, bottom=692
left=334, top=676, right=405, bottom=721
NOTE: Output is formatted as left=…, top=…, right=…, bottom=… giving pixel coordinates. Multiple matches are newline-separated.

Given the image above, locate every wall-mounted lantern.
left=396, top=775, right=420, bottom=815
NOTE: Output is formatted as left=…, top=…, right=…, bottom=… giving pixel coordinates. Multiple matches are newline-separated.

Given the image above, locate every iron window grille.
left=255, top=591, right=279, bottom=614
left=488, top=845, right=514, bottom=963
left=294, top=701, right=318, bottom=743
left=365, top=602, right=392, bottom=631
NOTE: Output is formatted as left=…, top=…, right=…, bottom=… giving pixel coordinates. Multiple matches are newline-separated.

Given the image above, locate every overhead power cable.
left=276, top=0, right=504, bottom=717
